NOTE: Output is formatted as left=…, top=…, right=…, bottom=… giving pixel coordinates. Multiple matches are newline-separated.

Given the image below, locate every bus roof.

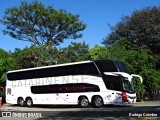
left=7, top=60, right=92, bottom=73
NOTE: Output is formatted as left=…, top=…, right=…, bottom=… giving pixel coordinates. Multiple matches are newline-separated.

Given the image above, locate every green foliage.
left=88, top=45, right=109, bottom=60
left=10, top=47, right=37, bottom=69
left=0, top=0, right=86, bottom=46
left=102, top=6, right=160, bottom=54
left=0, top=49, right=13, bottom=85
left=58, top=42, right=89, bottom=63
left=9, top=41, right=89, bottom=70
left=10, top=45, right=59, bottom=69
left=133, top=78, right=145, bottom=101
left=140, top=69, right=160, bottom=99
left=0, top=0, right=86, bottom=68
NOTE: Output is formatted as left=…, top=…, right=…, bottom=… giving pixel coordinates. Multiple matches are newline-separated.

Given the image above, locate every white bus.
left=6, top=59, right=142, bottom=108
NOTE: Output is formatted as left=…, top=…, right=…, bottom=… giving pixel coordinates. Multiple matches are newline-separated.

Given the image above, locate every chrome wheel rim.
left=81, top=98, right=88, bottom=107
left=27, top=99, right=32, bottom=106
left=95, top=98, right=102, bottom=107
left=20, top=99, right=24, bottom=106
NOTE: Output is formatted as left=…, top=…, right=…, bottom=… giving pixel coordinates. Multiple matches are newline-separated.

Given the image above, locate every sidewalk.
left=0, top=103, right=15, bottom=111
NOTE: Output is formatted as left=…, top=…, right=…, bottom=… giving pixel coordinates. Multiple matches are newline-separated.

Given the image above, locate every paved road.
left=0, top=103, right=160, bottom=120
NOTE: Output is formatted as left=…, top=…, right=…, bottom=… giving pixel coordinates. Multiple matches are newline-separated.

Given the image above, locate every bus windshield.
left=102, top=75, right=135, bottom=93
left=122, top=78, right=134, bottom=93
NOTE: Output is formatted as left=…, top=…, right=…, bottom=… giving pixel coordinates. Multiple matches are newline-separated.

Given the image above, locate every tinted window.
left=7, top=62, right=100, bottom=81
left=31, top=83, right=100, bottom=94
left=61, top=65, right=77, bottom=76
left=7, top=88, right=11, bottom=95
left=76, top=63, right=99, bottom=76
left=103, top=75, right=123, bottom=91
left=94, top=60, right=118, bottom=73
left=115, top=61, right=130, bottom=74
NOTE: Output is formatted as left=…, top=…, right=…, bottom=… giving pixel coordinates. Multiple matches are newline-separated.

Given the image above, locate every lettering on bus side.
left=60, top=85, right=85, bottom=93
left=31, top=83, right=100, bottom=94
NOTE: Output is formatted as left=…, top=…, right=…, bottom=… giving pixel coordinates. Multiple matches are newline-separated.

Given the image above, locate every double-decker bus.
left=6, top=59, right=142, bottom=108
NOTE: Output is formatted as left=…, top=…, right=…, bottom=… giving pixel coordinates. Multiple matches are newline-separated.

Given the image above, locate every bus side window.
left=76, top=63, right=99, bottom=76
left=7, top=88, right=11, bottom=95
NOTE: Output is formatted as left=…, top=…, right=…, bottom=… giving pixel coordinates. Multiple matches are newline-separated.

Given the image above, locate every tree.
left=0, top=49, right=13, bottom=86
left=102, top=6, right=160, bottom=55
left=58, top=42, right=89, bottom=63
left=10, top=47, right=37, bottom=69
left=10, top=42, right=89, bottom=69
left=10, top=45, right=60, bottom=69
left=0, top=1, right=86, bottom=46
left=88, top=45, right=109, bottom=60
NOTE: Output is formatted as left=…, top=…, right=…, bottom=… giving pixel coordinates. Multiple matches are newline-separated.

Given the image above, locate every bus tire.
left=79, top=96, right=89, bottom=108
left=18, top=97, right=25, bottom=107
left=92, top=96, right=103, bottom=108
left=26, top=97, right=33, bottom=107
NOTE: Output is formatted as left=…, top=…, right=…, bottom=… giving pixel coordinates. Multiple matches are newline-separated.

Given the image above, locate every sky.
left=0, top=0, right=160, bottom=52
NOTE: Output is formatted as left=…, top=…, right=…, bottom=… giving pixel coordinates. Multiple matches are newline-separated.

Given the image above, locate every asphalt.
left=0, top=102, right=160, bottom=120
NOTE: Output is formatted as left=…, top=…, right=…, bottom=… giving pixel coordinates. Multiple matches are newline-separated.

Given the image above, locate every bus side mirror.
left=131, top=74, right=143, bottom=83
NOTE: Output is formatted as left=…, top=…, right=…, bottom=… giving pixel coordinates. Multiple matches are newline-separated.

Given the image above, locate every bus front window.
left=122, top=78, right=134, bottom=93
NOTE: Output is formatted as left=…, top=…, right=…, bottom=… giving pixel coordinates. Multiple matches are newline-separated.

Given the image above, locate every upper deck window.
left=114, top=61, right=130, bottom=74
left=7, top=62, right=100, bottom=81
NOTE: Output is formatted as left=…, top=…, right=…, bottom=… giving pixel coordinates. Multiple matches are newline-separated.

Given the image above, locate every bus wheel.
left=26, top=98, right=33, bottom=107
left=18, top=98, right=25, bottom=107
left=92, top=96, right=103, bottom=108
left=79, top=96, right=89, bottom=108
